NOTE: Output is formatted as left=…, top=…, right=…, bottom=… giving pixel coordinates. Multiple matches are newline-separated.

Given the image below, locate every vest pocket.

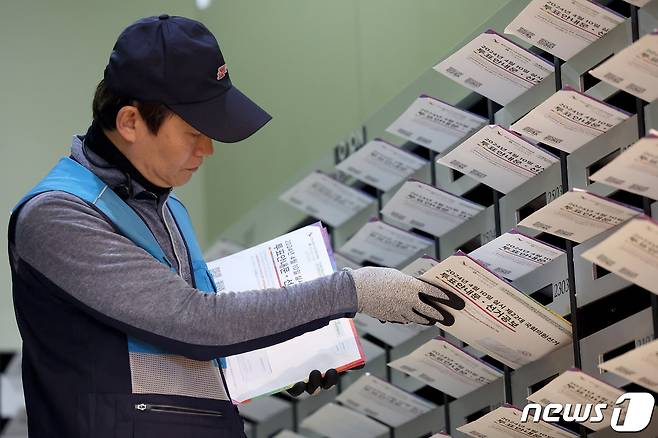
left=129, top=395, right=238, bottom=437
left=87, top=393, right=242, bottom=438
left=134, top=403, right=223, bottom=418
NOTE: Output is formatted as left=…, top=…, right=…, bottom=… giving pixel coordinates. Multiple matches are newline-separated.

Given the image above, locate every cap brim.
left=168, top=86, right=272, bottom=143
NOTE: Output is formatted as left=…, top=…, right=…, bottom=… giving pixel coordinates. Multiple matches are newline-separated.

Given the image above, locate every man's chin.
left=172, top=173, right=194, bottom=187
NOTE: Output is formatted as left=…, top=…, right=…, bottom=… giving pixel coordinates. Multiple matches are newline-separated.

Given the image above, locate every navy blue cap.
left=104, top=15, right=271, bottom=143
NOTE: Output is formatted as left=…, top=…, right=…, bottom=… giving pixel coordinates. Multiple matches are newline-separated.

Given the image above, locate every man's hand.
left=349, top=267, right=466, bottom=326
left=286, top=369, right=339, bottom=396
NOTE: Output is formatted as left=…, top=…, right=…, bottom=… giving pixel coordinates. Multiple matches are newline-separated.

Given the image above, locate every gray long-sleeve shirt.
left=13, top=135, right=359, bottom=359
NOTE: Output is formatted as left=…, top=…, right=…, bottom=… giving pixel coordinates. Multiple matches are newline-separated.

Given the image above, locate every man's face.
left=131, top=112, right=214, bottom=188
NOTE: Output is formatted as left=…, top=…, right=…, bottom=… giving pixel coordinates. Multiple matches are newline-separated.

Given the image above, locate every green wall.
left=0, top=0, right=512, bottom=350
left=212, top=0, right=533, bottom=249
left=201, top=0, right=512, bottom=242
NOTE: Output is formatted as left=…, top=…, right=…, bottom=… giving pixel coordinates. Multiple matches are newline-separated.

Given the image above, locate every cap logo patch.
left=217, top=64, right=228, bottom=80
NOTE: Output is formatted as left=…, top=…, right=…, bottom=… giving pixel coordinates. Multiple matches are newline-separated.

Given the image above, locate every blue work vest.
left=14, top=156, right=225, bottom=366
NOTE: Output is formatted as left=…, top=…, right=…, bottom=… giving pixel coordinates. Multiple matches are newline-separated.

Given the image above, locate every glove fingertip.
left=411, top=308, right=439, bottom=326
left=307, top=370, right=322, bottom=394
left=309, top=369, right=322, bottom=382
left=287, top=381, right=306, bottom=397
left=322, top=369, right=339, bottom=389
left=452, top=294, right=466, bottom=311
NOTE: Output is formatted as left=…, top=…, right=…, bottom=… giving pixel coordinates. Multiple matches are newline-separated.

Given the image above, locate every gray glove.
left=348, top=266, right=465, bottom=326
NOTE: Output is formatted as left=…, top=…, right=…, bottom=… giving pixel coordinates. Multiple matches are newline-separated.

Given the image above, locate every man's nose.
left=195, top=135, right=214, bottom=157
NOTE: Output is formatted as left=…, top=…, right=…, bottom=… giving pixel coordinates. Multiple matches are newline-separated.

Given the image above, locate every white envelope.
left=300, top=403, right=389, bottom=438
left=434, top=30, right=554, bottom=105
left=598, top=338, right=658, bottom=392
left=581, top=216, right=658, bottom=296
left=437, top=125, right=558, bottom=194
left=590, top=32, right=658, bottom=102
left=457, top=405, right=578, bottom=438
left=388, top=337, right=503, bottom=398
left=335, top=139, right=428, bottom=192
left=279, top=171, right=375, bottom=227
left=510, top=87, right=630, bottom=153
left=527, top=369, right=625, bottom=431
left=381, top=180, right=485, bottom=237
left=505, top=0, right=624, bottom=60
left=336, top=374, right=436, bottom=427
left=385, top=95, right=487, bottom=153
left=469, top=229, right=564, bottom=281
left=589, top=135, right=658, bottom=200
left=419, top=252, right=572, bottom=369
left=517, top=190, right=641, bottom=243
left=338, top=218, right=433, bottom=267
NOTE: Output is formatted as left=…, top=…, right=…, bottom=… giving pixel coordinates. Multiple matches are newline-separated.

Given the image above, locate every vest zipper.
left=161, top=203, right=183, bottom=274
left=134, top=403, right=223, bottom=418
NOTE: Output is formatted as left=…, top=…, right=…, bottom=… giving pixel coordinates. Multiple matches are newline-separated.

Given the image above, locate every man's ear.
left=115, top=105, right=139, bottom=144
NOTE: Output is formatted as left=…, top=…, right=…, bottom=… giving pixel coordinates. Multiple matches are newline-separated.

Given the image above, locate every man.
left=7, top=15, right=464, bottom=437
